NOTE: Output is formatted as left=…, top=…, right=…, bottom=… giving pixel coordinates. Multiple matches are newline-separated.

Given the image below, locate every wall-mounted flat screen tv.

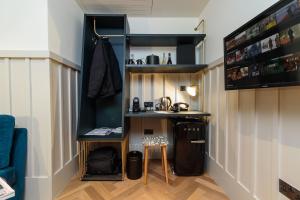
left=224, top=0, right=300, bottom=90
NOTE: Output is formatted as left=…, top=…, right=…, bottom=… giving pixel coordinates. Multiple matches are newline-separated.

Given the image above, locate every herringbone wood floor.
left=56, top=161, right=229, bottom=200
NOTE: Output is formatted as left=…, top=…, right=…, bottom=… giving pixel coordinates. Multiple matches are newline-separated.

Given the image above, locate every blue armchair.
left=0, top=115, right=27, bottom=200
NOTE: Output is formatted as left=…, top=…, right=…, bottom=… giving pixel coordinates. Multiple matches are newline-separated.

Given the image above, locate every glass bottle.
left=167, top=53, right=172, bottom=65
left=161, top=53, right=167, bottom=64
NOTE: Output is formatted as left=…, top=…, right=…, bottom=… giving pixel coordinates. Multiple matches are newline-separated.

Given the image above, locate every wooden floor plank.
left=56, top=161, right=230, bottom=200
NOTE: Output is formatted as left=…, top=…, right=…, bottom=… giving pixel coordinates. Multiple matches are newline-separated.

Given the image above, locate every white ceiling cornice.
left=75, top=0, right=209, bottom=17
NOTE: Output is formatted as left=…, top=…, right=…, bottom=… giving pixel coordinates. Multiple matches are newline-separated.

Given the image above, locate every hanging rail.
left=93, top=18, right=124, bottom=38
left=194, top=19, right=205, bottom=32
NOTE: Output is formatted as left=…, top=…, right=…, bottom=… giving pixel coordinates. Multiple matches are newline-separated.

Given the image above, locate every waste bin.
left=126, top=151, right=143, bottom=180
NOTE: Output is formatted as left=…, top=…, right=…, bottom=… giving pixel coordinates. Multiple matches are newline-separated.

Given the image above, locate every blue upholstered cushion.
left=0, top=115, right=15, bottom=169
left=10, top=128, right=27, bottom=200
left=0, top=166, right=16, bottom=186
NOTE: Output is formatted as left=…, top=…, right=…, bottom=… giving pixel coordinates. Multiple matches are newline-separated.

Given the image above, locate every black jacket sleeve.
left=88, top=39, right=123, bottom=99
left=97, top=40, right=123, bottom=98
left=88, top=40, right=107, bottom=98
left=106, top=41, right=122, bottom=93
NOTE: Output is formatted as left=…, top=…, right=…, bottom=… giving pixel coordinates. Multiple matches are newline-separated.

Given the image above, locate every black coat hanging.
left=88, top=38, right=122, bottom=99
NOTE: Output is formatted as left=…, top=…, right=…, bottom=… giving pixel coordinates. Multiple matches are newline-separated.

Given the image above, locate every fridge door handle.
left=190, top=140, right=205, bottom=144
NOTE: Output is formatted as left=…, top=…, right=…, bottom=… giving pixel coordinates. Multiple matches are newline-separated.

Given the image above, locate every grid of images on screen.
left=224, top=0, right=300, bottom=88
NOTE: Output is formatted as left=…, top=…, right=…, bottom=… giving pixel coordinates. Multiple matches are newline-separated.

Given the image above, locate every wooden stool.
left=143, top=136, right=169, bottom=185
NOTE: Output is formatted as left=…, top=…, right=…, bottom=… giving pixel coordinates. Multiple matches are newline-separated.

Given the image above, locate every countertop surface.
left=125, top=111, right=211, bottom=118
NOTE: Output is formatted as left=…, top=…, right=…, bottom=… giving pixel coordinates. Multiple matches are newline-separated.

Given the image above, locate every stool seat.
left=143, top=136, right=168, bottom=146
left=143, top=136, right=169, bottom=184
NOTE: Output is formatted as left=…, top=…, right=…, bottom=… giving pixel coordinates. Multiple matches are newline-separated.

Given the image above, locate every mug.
left=136, top=59, right=144, bottom=65
left=128, top=59, right=135, bottom=64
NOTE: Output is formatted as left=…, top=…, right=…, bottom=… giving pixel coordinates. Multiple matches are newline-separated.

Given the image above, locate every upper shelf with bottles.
left=125, top=34, right=207, bottom=73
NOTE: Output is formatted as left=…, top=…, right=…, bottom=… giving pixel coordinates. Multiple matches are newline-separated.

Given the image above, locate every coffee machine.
left=132, top=97, right=141, bottom=112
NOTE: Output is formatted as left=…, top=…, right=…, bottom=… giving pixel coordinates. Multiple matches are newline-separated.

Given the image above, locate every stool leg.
left=144, top=146, right=149, bottom=185
left=161, top=146, right=164, bottom=173
left=162, top=146, right=169, bottom=184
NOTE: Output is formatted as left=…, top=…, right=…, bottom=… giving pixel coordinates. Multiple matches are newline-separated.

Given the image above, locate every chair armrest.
left=10, top=128, right=27, bottom=200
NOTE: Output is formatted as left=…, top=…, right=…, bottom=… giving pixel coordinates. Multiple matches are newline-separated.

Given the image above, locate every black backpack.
left=86, top=147, right=119, bottom=175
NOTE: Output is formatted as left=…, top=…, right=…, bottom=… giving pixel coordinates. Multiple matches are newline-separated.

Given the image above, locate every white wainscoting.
left=204, top=61, right=300, bottom=200
left=129, top=73, right=203, bottom=158
left=0, top=56, right=79, bottom=200
left=50, top=59, right=79, bottom=197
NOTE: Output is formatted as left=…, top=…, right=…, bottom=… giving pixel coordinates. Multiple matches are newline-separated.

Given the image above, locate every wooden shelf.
left=125, top=111, right=211, bottom=118
left=126, top=64, right=208, bottom=73
left=78, top=133, right=126, bottom=141
left=82, top=173, right=123, bottom=181
left=126, top=34, right=206, bottom=46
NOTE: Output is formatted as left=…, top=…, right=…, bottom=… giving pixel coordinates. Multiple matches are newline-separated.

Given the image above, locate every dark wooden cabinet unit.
left=77, top=14, right=208, bottom=181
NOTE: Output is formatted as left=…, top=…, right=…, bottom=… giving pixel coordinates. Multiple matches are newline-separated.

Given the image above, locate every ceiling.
left=76, top=0, right=209, bottom=17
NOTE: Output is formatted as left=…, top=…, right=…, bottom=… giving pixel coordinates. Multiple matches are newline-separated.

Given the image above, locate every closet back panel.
left=95, top=38, right=124, bottom=128
left=93, top=15, right=127, bottom=35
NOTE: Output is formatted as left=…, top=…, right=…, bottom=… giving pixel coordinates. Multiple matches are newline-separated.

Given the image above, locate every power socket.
left=279, top=179, right=300, bottom=200
left=144, top=129, right=154, bottom=135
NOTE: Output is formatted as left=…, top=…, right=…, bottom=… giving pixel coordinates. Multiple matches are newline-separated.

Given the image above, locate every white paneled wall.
left=0, top=58, right=53, bottom=199
left=204, top=61, right=300, bottom=200
left=0, top=57, right=79, bottom=200
left=130, top=73, right=203, bottom=110
left=50, top=60, right=79, bottom=197
left=129, top=73, right=203, bottom=158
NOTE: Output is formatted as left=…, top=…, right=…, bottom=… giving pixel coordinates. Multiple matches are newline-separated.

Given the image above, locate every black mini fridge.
left=173, top=119, right=207, bottom=176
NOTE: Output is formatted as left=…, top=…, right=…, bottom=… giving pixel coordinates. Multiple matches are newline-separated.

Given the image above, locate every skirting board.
left=53, top=155, right=79, bottom=199
left=25, top=176, right=52, bottom=200
left=207, top=157, right=255, bottom=200
left=25, top=154, right=78, bottom=200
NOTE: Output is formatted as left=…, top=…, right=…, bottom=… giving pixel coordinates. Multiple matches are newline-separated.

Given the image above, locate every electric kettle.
left=159, top=97, right=172, bottom=111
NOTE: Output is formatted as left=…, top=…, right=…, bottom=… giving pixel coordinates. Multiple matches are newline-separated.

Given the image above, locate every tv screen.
left=224, top=0, right=300, bottom=90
